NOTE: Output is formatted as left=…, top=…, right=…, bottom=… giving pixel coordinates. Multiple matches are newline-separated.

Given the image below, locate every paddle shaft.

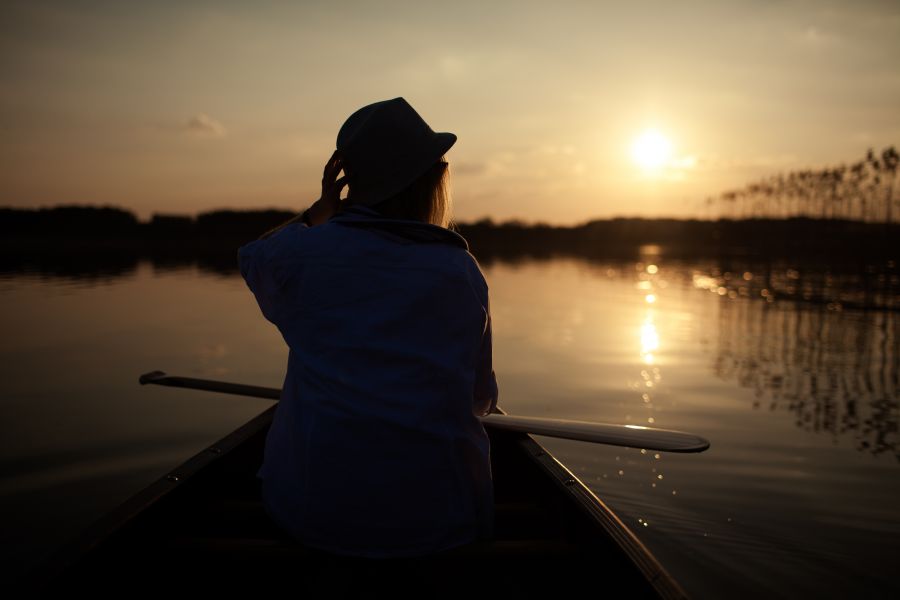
left=139, top=370, right=710, bottom=453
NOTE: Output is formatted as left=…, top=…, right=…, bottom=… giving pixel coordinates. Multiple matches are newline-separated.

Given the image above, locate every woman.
left=238, top=98, right=499, bottom=559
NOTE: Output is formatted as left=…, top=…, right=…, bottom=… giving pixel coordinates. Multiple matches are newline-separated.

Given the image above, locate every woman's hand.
left=305, top=150, right=348, bottom=226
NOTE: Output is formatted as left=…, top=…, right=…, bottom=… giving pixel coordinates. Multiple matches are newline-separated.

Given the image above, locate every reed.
left=707, top=146, right=899, bottom=223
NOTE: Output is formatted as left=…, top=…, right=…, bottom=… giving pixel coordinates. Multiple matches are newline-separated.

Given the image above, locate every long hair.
left=349, top=157, right=453, bottom=229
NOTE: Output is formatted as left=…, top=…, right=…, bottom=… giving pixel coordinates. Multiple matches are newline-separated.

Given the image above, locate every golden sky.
left=1, top=1, right=899, bottom=224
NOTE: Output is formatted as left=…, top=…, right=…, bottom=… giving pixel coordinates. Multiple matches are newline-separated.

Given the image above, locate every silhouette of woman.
left=238, top=98, right=499, bottom=561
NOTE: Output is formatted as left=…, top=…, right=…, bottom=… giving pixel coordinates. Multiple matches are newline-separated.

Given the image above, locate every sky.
left=1, top=0, right=899, bottom=225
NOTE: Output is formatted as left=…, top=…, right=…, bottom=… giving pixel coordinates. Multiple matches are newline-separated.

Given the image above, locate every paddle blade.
left=479, top=414, right=710, bottom=453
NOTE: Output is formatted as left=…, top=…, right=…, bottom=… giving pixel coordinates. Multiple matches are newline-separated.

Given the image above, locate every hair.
left=348, top=157, right=454, bottom=229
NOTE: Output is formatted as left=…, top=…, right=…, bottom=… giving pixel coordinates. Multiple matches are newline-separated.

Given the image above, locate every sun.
left=631, top=129, right=672, bottom=171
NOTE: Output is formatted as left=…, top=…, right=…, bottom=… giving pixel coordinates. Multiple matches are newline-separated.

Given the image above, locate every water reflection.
left=634, top=256, right=899, bottom=460
left=7, top=251, right=895, bottom=461
left=641, top=317, right=659, bottom=359
left=481, top=254, right=898, bottom=465
left=690, top=259, right=899, bottom=311
left=708, top=295, right=899, bottom=460
left=0, top=247, right=242, bottom=285
left=638, top=266, right=665, bottom=492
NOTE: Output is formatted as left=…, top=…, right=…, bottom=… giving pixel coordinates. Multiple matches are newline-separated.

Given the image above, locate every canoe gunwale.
left=510, top=432, right=688, bottom=600
left=32, top=405, right=278, bottom=592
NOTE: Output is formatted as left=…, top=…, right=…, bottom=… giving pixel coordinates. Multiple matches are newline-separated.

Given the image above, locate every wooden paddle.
left=139, top=370, right=710, bottom=453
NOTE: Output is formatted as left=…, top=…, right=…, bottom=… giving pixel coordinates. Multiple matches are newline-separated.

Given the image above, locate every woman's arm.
left=474, top=298, right=500, bottom=416
left=258, top=150, right=348, bottom=240
left=258, top=211, right=307, bottom=240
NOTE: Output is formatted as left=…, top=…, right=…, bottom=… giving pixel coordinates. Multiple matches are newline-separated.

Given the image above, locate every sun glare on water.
left=631, top=129, right=672, bottom=171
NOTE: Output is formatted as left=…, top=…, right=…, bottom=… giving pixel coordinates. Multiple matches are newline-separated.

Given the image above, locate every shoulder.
left=256, top=220, right=370, bottom=259
left=442, top=248, right=489, bottom=307
left=238, top=222, right=309, bottom=258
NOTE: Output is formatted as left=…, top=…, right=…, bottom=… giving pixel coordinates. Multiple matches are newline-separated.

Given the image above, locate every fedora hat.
left=336, top=97, right=456, bottom=207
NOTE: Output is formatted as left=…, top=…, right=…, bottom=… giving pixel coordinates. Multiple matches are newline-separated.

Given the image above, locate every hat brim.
left=435, top=131, right=457, bottom=156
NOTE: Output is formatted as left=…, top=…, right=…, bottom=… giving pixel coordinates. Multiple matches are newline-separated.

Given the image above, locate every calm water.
left=1, top=257, right=898, bottom=598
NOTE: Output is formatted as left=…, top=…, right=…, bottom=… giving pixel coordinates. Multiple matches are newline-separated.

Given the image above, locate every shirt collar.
left=330, top=204, right=470, bottom=251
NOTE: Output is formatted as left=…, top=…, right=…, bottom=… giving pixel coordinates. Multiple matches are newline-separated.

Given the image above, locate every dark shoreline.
left=2, top=205, right=898, bottom=312
left=2, top=204, right=897, bottom=261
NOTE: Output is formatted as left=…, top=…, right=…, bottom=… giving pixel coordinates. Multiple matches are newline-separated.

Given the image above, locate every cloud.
left=699, top=154, right=799, bottom=170
left=184, top=113, right=226, bottom=137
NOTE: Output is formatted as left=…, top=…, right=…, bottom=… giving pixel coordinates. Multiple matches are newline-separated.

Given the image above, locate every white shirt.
left=238, top=204, right=499, bottom=557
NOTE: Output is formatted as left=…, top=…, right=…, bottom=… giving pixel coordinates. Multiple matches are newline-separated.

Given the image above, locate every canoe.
left=34, top=405, right=688, bottom=598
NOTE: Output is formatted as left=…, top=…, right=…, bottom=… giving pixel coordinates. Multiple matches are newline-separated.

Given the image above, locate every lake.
left=1, top=255, right=898, bottom=598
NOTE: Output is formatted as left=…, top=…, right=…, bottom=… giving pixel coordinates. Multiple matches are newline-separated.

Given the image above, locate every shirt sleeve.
left=473, top=296, right=499, bottom=417
left=237, top=222, right=308, bottom=325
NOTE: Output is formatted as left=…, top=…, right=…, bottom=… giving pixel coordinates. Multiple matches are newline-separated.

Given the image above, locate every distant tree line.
left=707, top=146, right=899, bottom=222
left=1, top=203, right=896, bottom=263
left=0, top=205, right=292, bottom=243
left=2, top=204, right=897, bottom=313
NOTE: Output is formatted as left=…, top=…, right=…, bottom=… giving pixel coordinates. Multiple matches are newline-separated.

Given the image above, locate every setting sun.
left=631, top=129, right=673, bottom=171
